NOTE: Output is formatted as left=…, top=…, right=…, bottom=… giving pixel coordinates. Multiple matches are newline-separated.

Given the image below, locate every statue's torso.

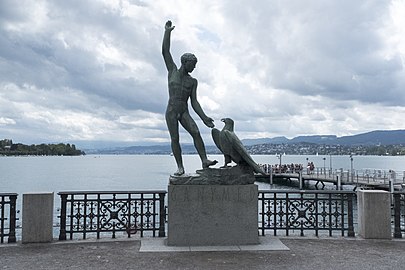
left=167, top=70, right=195, bottom=114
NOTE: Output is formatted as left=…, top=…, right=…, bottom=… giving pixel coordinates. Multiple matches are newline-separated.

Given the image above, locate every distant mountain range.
left=242, top=130, right=405, bottom=146
left=83, top=129, right=405, bottom=155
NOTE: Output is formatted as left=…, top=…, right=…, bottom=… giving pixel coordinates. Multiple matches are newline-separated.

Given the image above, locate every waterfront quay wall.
left=1, top=189, right=405, bottom=244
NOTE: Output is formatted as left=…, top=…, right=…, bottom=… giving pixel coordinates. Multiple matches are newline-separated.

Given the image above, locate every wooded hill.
left=0, top=139, right=85, bottom=156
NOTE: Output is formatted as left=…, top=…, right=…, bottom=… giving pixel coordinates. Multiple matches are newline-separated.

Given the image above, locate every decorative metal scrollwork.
left=59, top=191, right=167, bottom=240
left=259, top=191, right=355, bottom=237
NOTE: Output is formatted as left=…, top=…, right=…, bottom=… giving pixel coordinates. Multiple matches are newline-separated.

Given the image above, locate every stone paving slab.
left=2, top=237, right=405, bottom=270
left=139, top=236, right=289, bottom=252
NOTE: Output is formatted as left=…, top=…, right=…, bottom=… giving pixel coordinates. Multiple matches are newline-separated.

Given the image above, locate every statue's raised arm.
left=162, top=20, right=176, bottom=72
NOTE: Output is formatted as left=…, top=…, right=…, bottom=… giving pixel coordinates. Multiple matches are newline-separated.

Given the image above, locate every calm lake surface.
left=2, top=154, right=404, bottom=238
left=1, top=154, right=405, bottom=194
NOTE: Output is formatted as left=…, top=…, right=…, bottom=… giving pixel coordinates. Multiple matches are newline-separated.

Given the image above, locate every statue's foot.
left=202, top=159, right=218, bottom=168
left=174, top=167, right=185, bottom=176
left=220, top=164, right=230, bottom=168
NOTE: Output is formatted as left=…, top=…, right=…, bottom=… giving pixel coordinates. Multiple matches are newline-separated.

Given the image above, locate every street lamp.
left=277, top=153, right=283, bottom=168
left=350, top=154, right=354, bottom=182
left=306, top=157, right=309, bottom=174
left=323, top=157, right=326, bottom=176
left=329, top=154, right=332, bottom=176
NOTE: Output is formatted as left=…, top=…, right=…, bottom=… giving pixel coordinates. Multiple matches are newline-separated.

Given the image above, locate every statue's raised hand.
left=165, top=20, right=175, bottom=31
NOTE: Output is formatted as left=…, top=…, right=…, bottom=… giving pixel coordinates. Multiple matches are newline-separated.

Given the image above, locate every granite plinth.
left=167, top=184, right=258, bottom=246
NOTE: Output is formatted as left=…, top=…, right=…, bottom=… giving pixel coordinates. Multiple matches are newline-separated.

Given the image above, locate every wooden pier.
left=255, top=168, right=405, bottom=191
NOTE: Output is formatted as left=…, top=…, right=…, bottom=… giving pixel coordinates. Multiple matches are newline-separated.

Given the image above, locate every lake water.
left=1, top=154, right=404, bottom=238
left=1, top=154, right=405, bottom=194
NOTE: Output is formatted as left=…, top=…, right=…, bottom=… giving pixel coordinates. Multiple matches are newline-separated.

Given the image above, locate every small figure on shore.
left=310, top=162, right=315, bottom=174
left=162, top=20, right=217, bottom=176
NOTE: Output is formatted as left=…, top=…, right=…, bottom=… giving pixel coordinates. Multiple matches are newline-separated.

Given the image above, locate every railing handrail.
left=259, top=189, right=355, bottom=194
left=57, top=190, right=167, bottom=195
left=0, top=193, right=18, bottom=196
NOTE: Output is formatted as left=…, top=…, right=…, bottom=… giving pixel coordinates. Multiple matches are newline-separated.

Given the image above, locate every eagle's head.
left=221, top=118, right=234, bottom=132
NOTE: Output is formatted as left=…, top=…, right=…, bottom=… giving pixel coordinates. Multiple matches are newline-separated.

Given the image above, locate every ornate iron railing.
left=58, top=191, right=166, bottom=240
left=258, top=190, right=355, bottom=237
left=393, top=192, right=405, bottom=238
left=0, top=193, right=17, bottom=243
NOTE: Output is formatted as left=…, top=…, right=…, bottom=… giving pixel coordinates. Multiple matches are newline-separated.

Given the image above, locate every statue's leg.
left=223, top=155, right=232, bottom=167
left=166, top=112, right=184, bottom=175
left=180, top=113, right=217, bottom=168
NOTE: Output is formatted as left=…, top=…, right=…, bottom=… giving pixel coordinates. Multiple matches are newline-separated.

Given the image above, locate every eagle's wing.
left=223, top=130, right=265, bottom=175
left=211, top=128, right=223, bottom=154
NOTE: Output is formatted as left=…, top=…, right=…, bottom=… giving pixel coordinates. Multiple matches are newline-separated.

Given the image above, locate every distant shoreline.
left=83, top=142, right=405, bottom=156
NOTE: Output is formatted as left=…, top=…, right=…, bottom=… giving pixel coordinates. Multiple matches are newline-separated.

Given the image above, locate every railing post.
left=0, top=196, right=3, bottom=244
left=347, top=193, right=355, bottom=237
left=7, top=194, right=17, bottom=243
left=59, top=193, right=67, bottom=241
left=357, top=190, right=391, bottom=239
left=393, top=193, right=402, bottom=238
left=269, top=167, right=273, bottom=186
left=158, top=192, right=166, bottom=237
left=299, top=170, right=303, bottom=190
left=259, top=192, right=265, bottom=236
left=336, top=174, right=342, bottom=190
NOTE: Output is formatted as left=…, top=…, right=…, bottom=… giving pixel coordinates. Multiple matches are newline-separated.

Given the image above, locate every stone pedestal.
left=357, top=190, right=391, bottom=239
left=168, top=184, right=258, bottom=246
left=22, top=193, right=54, bottom=243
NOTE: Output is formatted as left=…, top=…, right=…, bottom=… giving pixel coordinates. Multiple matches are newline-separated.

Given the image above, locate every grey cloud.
left=219, top=0, right=404, bottom=106
left=1, top=1, right=405, bottom=144
left=0, top=1, right=166, bottom=113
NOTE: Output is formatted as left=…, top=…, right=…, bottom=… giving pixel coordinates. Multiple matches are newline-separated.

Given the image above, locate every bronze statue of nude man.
left=162, top=20, right=217, bottom=176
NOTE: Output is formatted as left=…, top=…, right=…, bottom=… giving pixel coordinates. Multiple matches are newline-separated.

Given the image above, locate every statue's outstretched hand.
left=204, top=117, right=215, bottom=128
left=165, top=20, right=175, bottom=31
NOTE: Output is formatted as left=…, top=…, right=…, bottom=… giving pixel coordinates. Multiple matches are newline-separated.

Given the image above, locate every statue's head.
left=181, top=53, right=197, bottom=73
left=181, top=53, right=197, bottom=64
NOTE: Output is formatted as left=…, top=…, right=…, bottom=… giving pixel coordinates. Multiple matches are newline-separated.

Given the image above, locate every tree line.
left=0, top=139, right=85, bottom=156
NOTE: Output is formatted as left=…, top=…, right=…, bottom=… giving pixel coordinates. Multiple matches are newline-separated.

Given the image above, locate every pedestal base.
left=167, top=184, right=258, bottom=246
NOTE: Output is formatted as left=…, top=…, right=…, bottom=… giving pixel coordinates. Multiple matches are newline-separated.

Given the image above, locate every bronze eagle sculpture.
left=211, top=118, right=265, bottom=175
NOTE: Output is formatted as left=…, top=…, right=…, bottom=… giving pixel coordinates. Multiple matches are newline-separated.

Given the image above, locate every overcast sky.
left=1, top=0, right=405, bottom=146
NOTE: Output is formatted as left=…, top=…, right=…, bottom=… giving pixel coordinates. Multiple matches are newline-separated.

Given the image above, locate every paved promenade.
left=1, top=236, right=405, bottom=270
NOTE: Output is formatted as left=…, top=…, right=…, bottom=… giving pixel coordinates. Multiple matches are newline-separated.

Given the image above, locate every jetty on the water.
left=255, top=167, right=405, bottom=191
